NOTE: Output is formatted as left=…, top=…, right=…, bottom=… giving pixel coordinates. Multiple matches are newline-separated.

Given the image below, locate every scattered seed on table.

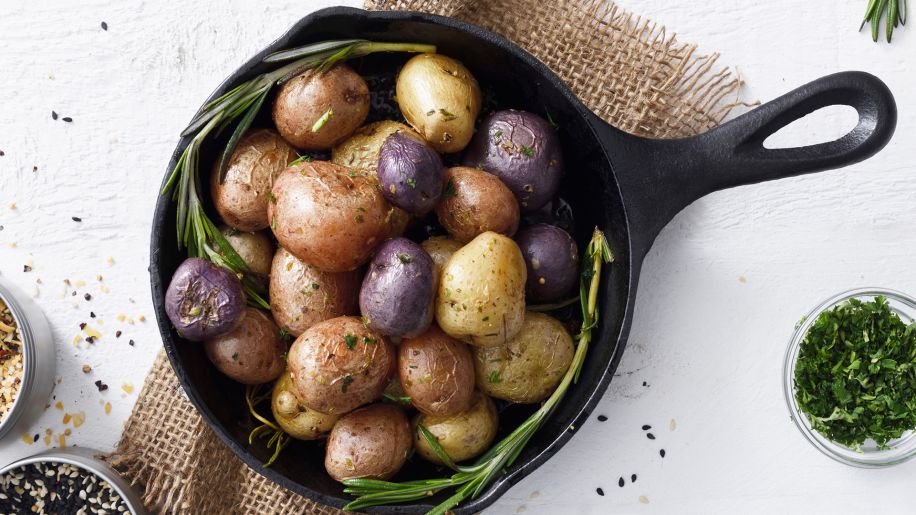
left=115, top=330, right=122, bottom=338
left=597, top=415, right=607, bottom=422
left=72, top=216, right=82, bottom=222
left=101, top=21, right=108, bottom=30
left=618, top=477, right=624, bottom=488
left=51, top=111, right=58, bottom=120
left=642, top=381, right=648, bottom=387
left=85, top=336, right=95, bottom=344
left=0, top=150, right=5, bottom=156
left=90, top=311, right=96, bottom=318
left=596, top=487, right=604, bottom=496
left=647, top=433, right=655, bottom=440
left=660, top=449, right=666, bottom=458
left=84, top=293, right=91, bottom=300
left=642, top=424, right=651, bottom=431
left=79, top=322, right=86, bottom=330
left=638, top=495, right=649, bottom=504
left=631, top=474, right=637, bottom=483
left=94, top=380, right=108, bottom=392
left=82, top=364, right=91, bottom=374
left=23, top=265, right=32, bottom=272
left=62, top=117, right=73, bottom=122
left=128, top=339, right=135, bottom=346
left=32, top=165, right=38, bottom=172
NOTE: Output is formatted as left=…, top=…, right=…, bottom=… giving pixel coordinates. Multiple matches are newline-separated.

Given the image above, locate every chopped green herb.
left=794, top=296, right=916, bottom=450
left=311, top=283, right=320, bottom=290
left=438, top=108, right=457, bottom=121
left=355, top=214, right=364, bottom=224
left=493, top=129, right=503, bottom=140
left=488, top=371, right=501, bottom=384
left=311, top=108, right=333, bottom=132
left=226, top=228, right=238, bottom=237
left=545, top=108, right=560, bottom=131
left=382, top=392, right=412, bottom=404
left=270, top=217, right=277, bottom=231
left=444, top=178, right=456, bottom=198
left=397, top=253, right=413, bottom=264
left=405, top=177, right=417, bottom=188
left=362, top=335, right=377, bottom=345
left=279, top=329, right=291, bottom=341
left=268, top=192, right=277, bottom=204
left=231, top=352, right=239, bottom=361
left=348, top=169, right=357, bottom=178
left=289, top=154, right=313, bottom=166
left=482, top=316, right=490, bottom=322
left=344, top=333, right=357, bottom=350
left=341, top=374, right=354, bottom=393
left=520, top=146, right=534, bottom=157
left=280, top=352, right=288, bottom=362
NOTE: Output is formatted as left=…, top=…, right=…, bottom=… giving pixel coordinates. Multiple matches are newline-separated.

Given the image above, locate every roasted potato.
left=287, top=316, right=395, bottom=415
left=436, top=167, right=519, bottom=243
left=211, top=129, right=297, bottom=232
left=272, top=64, right=369, bottom=150
left=413, top=391, right=497, bottom=464
left=219, top=226, right=274, bottom=277
left=515, top=223, right=579, bottom=303
left=473, top=312, right=574, bottom=403
left=396, top=53, right=481, bottom=153
left=377, top=132, right=444, bottom=216
left=399, top=325, right=475, bottom=416
left=359, top=238, right=436, bottom=338
left=203, top=307, right=287, bottom=384
left=421, top=236, right=463, bottom=292
left=268, top=160, right=390, bottom=272
left=463, top=110, right=564, bottom=212
left=436, top=232, right=527, bottom=347
left=165, top=258, right=245, bottom=342
left=331, top=120, right=421, bottom=177
left=325, top=403, right=412, bottom=481
left=271, top=371, right=340, bottom=440
left=269, top=247, right=360, bottom=337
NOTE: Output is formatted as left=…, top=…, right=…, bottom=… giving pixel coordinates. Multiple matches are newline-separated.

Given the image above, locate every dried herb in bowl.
left=794, top=296, right=916, bottom=450
left=0, top=297, right=23, bottom=424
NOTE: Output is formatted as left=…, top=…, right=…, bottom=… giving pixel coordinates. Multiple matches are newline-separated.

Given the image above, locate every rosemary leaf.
left=218, top=87, right=271, bottom=183
left=263, top=39, right=366, bottom=63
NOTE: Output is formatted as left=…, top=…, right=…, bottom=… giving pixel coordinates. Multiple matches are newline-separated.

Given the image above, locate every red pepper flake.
left=84, top=293, right=92, bottom=301
left=115, top=330, right=122, bottom=338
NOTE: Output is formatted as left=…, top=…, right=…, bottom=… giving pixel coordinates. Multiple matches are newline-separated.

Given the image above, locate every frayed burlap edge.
left=106, top=1, right=751, bottom=513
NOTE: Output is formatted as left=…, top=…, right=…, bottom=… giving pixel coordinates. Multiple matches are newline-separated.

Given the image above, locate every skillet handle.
left=602, top=71, right=897, bottom=259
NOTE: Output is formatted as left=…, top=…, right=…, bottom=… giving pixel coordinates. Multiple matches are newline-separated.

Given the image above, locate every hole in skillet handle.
left=597, top=70, right=897, bottom=260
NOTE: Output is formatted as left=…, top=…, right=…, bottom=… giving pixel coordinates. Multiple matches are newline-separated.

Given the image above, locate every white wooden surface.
left=1, top=1, right=914, bottom=513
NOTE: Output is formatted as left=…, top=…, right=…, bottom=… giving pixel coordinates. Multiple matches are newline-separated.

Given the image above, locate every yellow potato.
left=331, top=120, right=422, bottom=177
left=473, top=312, right=574, bottom=404
left=435, top=232, right=526, bottom=347
left=413, top=391, right=497, bottom=464
left=271, top=371, right=339, bottom=440
left=421, top=236, right=463, bottom=292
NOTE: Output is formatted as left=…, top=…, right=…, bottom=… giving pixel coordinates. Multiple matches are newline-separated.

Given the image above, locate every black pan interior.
left=152, top=8, right=633, bottom=513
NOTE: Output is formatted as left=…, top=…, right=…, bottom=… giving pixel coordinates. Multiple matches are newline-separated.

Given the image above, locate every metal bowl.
left=0, top=276, right=55, bottom=443
left=0, top=447, right=147, bottom=514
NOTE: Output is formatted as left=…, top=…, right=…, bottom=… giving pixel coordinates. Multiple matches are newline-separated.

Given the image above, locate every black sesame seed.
left=647, top=433, right=656, bottom=440
left=72, top=216, right=82, bottom=222
left=52, top=110, right=58, bottom=120
left=128, top=339, right=135, bottom=346
left=115, top=330, right=122, bottom=338
left=631, top=474, right=637, bottom=483
left=33, top=433, right=39, bottom=441
left=618, top=477, right=624, bottom=488
left=596, top=487, right=604, bottom=496
left=79, top=322, right=87, bottom=330
left=85, top=336, right=95, bottom=344
left=32, top=165, right=38, bottom=172
left=597, top=415, right=608, bottom=422
left=62, top=117, right=73, bottom=123
left=0, top=150, right=5, bottom=156
left=642, top=381, right=648, bottom=386
left=90, top=311, right=96, bottom=318
left=642, top=424, right=651, bottom=431
left=660, top=449, right=666, bottom=458
left=84, top=293, right=92, bottom=300
left=101, top=21, right=108, bottom=30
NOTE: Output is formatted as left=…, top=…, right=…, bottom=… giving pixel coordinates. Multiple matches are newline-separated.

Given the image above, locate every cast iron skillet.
left=150, top=6, right=896, bottom=513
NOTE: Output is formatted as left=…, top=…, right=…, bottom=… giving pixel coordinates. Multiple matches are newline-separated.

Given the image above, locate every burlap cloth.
left=108, top=1, right=749, bottom=513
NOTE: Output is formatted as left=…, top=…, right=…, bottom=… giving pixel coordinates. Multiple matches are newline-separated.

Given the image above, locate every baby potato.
left=211, top=129, right=297, bottom=231
left=515, top=223, right=579, bottom=303
left=325, top=403, right=412, bottom=481
left=396, top=53, right=481, bottom=153
left=435, top=232, right=526, bottom=347
left=399, top=326, right=475, bottom=416
left=331, top=120, right=421, bottom=177
left=359, top=238, right=436, bottom=338
left=203, top=307, right=287, bottom=385
left=413, top=391, right=497, bottom=464
left=287, top=316, right=395, bottom=415
left=268, top=160, right=390, bottom=272
left=272, top=64, right=369, bottom=150
left=421, top=236, right=463, bottom=292
left=473, top=312, right=574, bottom=404
left=268, top=247, right=360, bottom=337
left=219, top=226, right=274, bottom=277
left=436, top=167, right=519, bottom=243
left=271, top=371, right=340, bottom=440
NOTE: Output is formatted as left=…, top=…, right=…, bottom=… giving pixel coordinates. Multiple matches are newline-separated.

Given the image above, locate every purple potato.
left=515, top=224, right=579, bottom=303
left=359, top=238, right=435, bottom=337
left=165, top=258, right=245, bottom=341
left=377, top=132, right=444, bottom=216
left=463, top=110, right=563, bottom=212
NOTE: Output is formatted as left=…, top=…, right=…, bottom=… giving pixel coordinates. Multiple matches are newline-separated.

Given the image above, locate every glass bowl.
left=783, top=288, right=916, bottom=468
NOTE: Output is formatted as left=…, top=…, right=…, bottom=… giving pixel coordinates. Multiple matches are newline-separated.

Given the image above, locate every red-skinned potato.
left=268, top=161, right=390, bottom=272
left=211, top=129, right=297, bottom=232
left=203, top=307, right=287, bottom=384
left=325, top=403, right=412, bottom=481
left=287, top=316, right=395, bottom=415
left=269, top=247, right=360, bottom=337
left=272, top=64, right=369, bottom=150
left=436, top=167, right=519, bottom=243
left=399, top=325, right=475, bottom=416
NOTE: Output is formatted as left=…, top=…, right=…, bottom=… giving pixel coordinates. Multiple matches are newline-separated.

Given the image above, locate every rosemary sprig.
left=245, top=384, right=290, bottom=467
left=161, top=39, right=435, bottom=306
left=861, top=0, right=907, bottom=42
left=343, top=228, right=613, bottom=514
